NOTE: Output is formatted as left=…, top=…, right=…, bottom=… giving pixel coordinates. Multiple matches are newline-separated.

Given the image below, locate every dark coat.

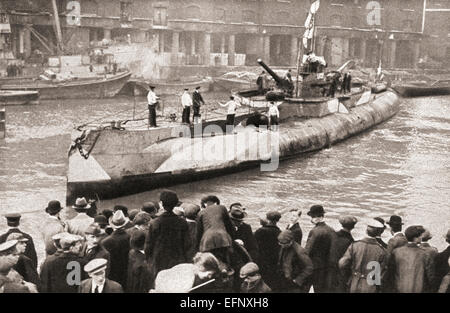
left=14, top=255, right=41, bottom=289
left=388, top=243, right=435, bottom=293
left=0, top=228, right=38, bottom=269
left=328, top=229, right=355, bottom=292
left=0, top=275, right=30, bottom=293
left=254, top=225, right=281, bottom=289
left=81, top=244, right=111, bottom=279
left=241, top=278, right=272, bottom=293
left=305, top=222, right=336, bottom=292
left=101, top=229, right=131, bottom=290
left=276, top=242, right=314, bottom=292
left=197, top=205, right=235, bottom=252
left=287, top=223, right=303, bottom=245
left=186, top=219, right=199, bottom=262
left=338, top=237, right=388, bottom=293
left=144, top=211, right=190, bottom=277
left=435, top=246, right=450, bottom=290
left=234, top=222, right=259, bottom=262
left=376, top=237, right=388, bottom=249
left=39, top=252, right=87, bottom=293
left=438, top=273, right=450, bottom=293
left=127, top=249, right=153, bottom=293
left=192, top=91, right=204, bottom=107
left=387, top=233, right=408, bottom=254
left=78, top=278, right=123, bottom=293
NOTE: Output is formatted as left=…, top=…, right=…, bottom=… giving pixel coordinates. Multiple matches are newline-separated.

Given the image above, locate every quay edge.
left=66, top=91, right=399, bottom=205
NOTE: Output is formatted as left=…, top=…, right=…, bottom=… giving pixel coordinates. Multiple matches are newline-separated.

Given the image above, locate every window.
left=120, top=1, right=132, bottom=22
left=154, top=7, right=167, bottom=26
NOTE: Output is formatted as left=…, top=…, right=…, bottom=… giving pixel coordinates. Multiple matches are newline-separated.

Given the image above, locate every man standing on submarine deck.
left=147, top=85, right=159, bottom=128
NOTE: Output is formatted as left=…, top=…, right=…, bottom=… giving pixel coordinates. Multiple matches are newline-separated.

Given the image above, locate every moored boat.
left=120, top=77, right=213, bottom=96
left=0, top=71, right=131, bottom=100
left=392, top=80, right=450, bottom=97
left=0, top=90, right=39, bottom=106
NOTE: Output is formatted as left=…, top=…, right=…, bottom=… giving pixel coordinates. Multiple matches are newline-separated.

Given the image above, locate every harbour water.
left=1, top=93, right=449, bottom=264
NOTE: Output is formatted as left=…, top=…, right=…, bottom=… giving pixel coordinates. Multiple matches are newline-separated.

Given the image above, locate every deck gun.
left=257, top=59, right=294, bottom=100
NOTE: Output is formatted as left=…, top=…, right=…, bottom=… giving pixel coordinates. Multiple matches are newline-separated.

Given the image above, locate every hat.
left=278, top=230, right=294, bottom=244
left=173, top=207, right=185, bottom=217
left=184, top=88, right=189, bottom=91
left=4, top=213, right=21, bottom=226
left=0, top=240, right=18, bottom=254
left=72, top=197, right=91, bottom=210
left=109, top=210, right=128, bottom=229
left=0, top=255, right=17, bottom=273
left=195, top=86, right=201, bottom=90
left=230, top=208, right=247, bottom=221
left=133, top=212, right=152, bottom=226
left=94, top=215, right=108, bottom=227
left=339, top=216, right=358, bottom=228
left=141, top=202, right=157, bottom=214
left=154, top=263, right=195, bottom=293
left=6, top=232, right=28, bottom=242
left=373, top=217, right=386, bottom=227
left=46, top=200, right=63, bottom=215
left=307, top=205, right=325, bottom=217
left=113, top=205, right=128, bottom=217
left=421, top=229, right=432, bottom=241
left=266, top=211, right=281, bottom=222
left=367, top=219, right=385, bottom=229
left=84, top=258, right=108, bottom=275
left=149, top=85, right=155, bottom=89
left=386, top=215, right=403, bottom=226
left=182, top=203, right=201, bottom=220
left=85, top=223, right=102, bottom=236
left=445, top=229, right=450, bottom=242
left=128, top=209, right=139, bottom=221
left=60, top=234, right=83, bottom=250
left=239, top=262, right=260, bottom=278
left=405, top=225, right=425, bottom=241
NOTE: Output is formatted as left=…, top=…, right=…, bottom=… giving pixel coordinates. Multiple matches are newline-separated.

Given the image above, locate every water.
left=1, top=93, right=449, bottom=264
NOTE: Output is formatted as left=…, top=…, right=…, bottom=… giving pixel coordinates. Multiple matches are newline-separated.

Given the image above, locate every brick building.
left=1, top=0, right=444, bottom=77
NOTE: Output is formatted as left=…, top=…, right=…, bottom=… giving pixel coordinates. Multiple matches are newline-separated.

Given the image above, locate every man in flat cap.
left=66, top=197, right=95, bottom=236
left=145, top=190, right=190, bottom=279
left=0, top=213, right=38, bottom=270
left=387, top=225, right=435, bottom=293
left=386, top=215, right=407, bottom=254
left=254, top=211, right=281, bottom=290
left=328, top=215, right=358, bottom=292
left=304, top=205, right=336, bottom=293
left=275, top=230, right=313, bottom=292
left=338, top=220, right=388, bottom=293
left=41, top=200, right=66, bottom=256
left=240, top=262, right=271, bottom=293
left=40, top=233, right=86, bottom=293
left=101, top=210, right=131, bottom=290
left=81, top=223, right=111, bottom=279
left=373, top=217, right=388, bottom=249
left=79, top=258, right=123, bottom=293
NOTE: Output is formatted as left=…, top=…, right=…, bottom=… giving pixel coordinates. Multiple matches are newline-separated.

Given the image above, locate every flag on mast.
left=302, top=1, right=321, bottom=49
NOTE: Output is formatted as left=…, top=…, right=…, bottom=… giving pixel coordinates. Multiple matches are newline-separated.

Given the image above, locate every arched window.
left=242, top=10, right=256, bottom=24
left=185, top=5, right=201, bottom=20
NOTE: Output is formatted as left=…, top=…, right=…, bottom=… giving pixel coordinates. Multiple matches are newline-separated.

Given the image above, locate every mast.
left=51, top=0, right=63, bottom=54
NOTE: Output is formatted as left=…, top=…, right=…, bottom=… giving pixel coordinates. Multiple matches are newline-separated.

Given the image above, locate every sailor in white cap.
left=337, top=219, right=389, bottom=293
left=78, top=258, right=123, bottom=293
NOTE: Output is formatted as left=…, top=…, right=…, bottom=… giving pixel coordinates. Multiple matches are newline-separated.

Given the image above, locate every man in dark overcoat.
left=192, top=86, right=205, bottom=123
left=78, top=258, right=123, bottom=293
left=81, top=223, right=111, bottom=279
left=101, top=210, right=131, bottom=290
left=435, top=229, right=450, bottom=291
left=386, top=215, right=407, bottom=254
left=127, top=230, right=153, bottom=293
left=304, top=205, right=336, bottom=293
left=285, top=209, right=303, bottom=245
left=40, top=234, right=86, bottom=293
left=254, top=211, right=282, bottom=290
left=0, top=213, right=38, bottom=270
left=229, top=204, right=259, bottom=263
left=144, top=190, right=190, bottom=278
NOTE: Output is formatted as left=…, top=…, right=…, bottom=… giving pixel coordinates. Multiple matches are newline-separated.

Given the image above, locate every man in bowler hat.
left=0, top=213, right=38, bottom=270
left=304, top=205, right=336, bottom=293
left=41, top=200, right=66, bottom=256
left=386, top=215, right=407, bottom=254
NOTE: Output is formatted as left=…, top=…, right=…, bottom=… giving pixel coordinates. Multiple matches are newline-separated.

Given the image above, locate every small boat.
left=212, top=77, right=257, bottom=92
left=0, top=90, right=39, bottom=106
left=0, top=71, right=131, bottom=100
left=120, top=77, right=213, bottom=96
left=392, top=79, right=450, bottom=97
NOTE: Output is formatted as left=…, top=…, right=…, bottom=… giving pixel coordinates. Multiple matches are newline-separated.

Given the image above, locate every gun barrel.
left=257, top=59, right=282, bottom=84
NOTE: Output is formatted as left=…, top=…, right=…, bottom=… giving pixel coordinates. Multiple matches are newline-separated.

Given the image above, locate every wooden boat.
left=0, top=90, right=39, bottom=106
left=212, top=77, right=256, bottom=92
left=0, top=71, right=131, bottom=100
left=392, top=80, right=450, bottom=97
left=120, top=77, right=213, bottom=96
